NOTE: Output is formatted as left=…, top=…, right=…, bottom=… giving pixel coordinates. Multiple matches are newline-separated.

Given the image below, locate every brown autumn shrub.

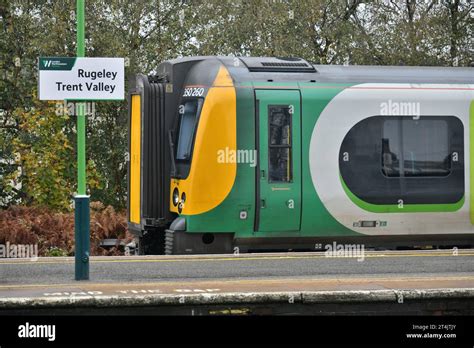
left=90, top=203, right=134, bottom=256
left=0, top=203, right=134, bottom=256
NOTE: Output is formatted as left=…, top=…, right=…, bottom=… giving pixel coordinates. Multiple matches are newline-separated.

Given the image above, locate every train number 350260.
left=183, top=87, right=205, bottom=97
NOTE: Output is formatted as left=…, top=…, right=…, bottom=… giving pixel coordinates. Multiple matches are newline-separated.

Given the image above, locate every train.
left=127, top=56, right=474, bottom=254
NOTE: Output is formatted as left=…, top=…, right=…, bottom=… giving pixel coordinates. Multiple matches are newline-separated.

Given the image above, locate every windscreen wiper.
left=168, top=129, right=177, bottom=177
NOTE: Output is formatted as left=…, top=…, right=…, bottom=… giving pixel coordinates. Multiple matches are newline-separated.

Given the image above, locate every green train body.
left=127, top=56, right=474, bottom=254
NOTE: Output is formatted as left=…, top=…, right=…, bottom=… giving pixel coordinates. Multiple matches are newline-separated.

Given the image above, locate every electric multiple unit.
left=127, top=56, right=474, bottom=254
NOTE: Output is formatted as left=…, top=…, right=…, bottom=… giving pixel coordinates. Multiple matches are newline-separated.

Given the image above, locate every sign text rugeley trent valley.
left=38, top=57, right=124, bottom=100
left=56, top=69, right=118, bottom=93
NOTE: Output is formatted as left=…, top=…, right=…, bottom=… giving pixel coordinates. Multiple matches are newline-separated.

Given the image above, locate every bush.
left=45, top=246, right=69, bottom=257
left=0, top=203, right=134, bottom=256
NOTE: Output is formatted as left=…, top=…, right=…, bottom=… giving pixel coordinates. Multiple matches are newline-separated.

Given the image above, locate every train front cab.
left=164, top=61, right=238, bottom=254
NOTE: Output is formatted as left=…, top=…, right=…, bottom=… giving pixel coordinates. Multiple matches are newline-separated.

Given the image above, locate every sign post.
left=38, top=1, right=124, bottom=281
left=74, top=0, right=89, bottom=280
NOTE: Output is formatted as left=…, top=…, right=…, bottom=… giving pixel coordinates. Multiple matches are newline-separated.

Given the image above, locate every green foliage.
left=45, top=246, right=68, bottom=257
left=10, top=99, right=75, bottom=210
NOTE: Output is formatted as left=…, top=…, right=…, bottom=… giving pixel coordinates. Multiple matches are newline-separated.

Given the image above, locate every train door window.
left=268, top=106, right=292, bottom=182
left=176, top=99, right=202, bottom=161
left=382, top=118, right=450, bottom=177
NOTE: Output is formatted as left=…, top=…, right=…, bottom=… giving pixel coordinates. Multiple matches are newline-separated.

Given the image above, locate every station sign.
left=38, top=57, right=124, bottom=100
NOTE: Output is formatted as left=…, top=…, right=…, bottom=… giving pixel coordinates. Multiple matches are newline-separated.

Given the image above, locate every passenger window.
left=382, top=118, right=450, bottom=177
left=268, top=106, right=292, bottom=182
left=339, top=115, right=463, bottom=206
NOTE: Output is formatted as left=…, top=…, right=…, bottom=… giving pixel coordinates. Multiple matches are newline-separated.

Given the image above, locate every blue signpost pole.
left=74, top=194, right=90, bottom=280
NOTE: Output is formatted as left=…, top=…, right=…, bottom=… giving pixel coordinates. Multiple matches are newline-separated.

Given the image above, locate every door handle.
left=261, top=199, right=266, bottom=208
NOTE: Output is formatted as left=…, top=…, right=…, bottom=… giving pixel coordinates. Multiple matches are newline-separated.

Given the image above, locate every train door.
left=255, top=90, right=302, bottom=232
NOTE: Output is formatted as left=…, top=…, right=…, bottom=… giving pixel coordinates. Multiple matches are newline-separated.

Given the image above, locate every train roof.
left=161, top=56, right=474, bottom=85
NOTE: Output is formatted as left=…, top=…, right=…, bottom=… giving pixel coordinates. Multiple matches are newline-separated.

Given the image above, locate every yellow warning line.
left=0, top=252, right=473, bottom=265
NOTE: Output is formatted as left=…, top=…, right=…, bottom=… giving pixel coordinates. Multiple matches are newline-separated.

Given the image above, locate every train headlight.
left=181, top=192, right=186, bottom=204
left=172, top=188, right=179, bottom=206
